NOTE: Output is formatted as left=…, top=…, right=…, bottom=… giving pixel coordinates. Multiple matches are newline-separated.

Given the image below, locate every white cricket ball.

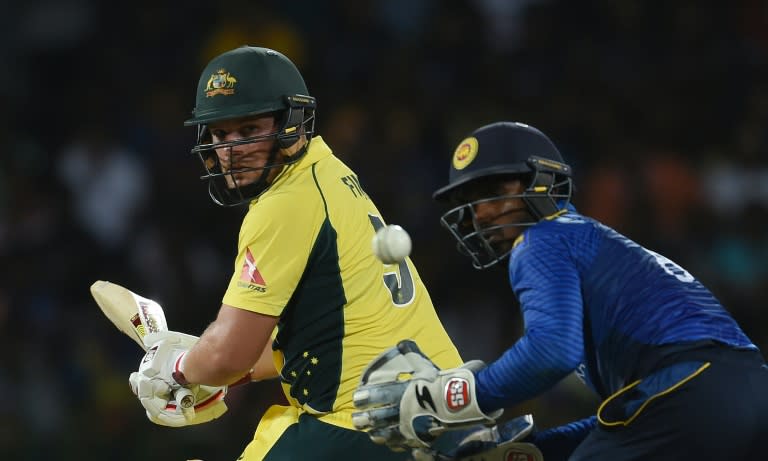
left=372, top=224, right=412, bottom=264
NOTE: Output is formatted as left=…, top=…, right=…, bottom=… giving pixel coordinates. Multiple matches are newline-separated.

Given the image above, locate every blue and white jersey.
left=475, top=204, right=757, bottom=411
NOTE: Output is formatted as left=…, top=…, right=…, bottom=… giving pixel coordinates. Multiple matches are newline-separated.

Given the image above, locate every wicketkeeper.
left=352, top=121, right=768, bottom=461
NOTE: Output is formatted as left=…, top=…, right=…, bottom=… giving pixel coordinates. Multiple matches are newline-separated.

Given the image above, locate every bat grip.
left=174, top=387, right=196, bottom=419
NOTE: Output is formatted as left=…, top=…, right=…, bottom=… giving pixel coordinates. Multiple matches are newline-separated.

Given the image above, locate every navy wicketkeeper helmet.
left=434, top=122, right=573, bottom=269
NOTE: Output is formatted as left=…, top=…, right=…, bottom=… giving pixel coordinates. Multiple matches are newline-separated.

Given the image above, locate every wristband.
left=172, top=352, right=190, bottom=386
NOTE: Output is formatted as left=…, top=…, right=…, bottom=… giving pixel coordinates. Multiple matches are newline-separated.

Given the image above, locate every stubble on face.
left=209, top=114, right=279, bottom=188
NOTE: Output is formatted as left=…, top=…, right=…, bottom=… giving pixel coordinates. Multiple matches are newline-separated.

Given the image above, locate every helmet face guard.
left=191, top=95, right=316, bottom=207
left=439, top=162, right=572, bottom=269
left=434, top=122, right=573, bottom=269
left=185, top=46, right=315, bottom=206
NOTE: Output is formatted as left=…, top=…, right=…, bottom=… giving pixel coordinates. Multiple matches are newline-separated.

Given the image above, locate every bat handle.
left=174, top=387, right=196, bottom=420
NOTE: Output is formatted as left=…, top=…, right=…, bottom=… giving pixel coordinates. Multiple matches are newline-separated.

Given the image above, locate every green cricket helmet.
left=186, top=46, right=316, bottom=206
left=434, top=122, right=573, bottom=269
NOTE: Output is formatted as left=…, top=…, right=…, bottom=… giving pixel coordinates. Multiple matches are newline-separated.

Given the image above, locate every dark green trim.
left=273, top=165, right=345, bottom=412
left=311, top=163, right=329, bottom=215
left=263, top=414, right=410, bottom=460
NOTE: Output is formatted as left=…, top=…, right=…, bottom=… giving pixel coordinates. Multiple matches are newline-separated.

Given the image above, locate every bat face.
left=90, top=280, right=169, bottom=350
left=91, top=280, right=198, bottom=412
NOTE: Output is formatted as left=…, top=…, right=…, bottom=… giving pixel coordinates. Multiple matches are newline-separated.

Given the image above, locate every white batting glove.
left=130, top=330, right=197, bottom=411
left=352, top=340, right=503, bottom=451
left=128, top=331, right=228, bottom=427
left=129, top=371, right=228, bottom=427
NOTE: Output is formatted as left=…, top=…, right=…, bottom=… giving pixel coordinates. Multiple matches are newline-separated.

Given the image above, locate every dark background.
left=2, top=1, right=767, bottom=460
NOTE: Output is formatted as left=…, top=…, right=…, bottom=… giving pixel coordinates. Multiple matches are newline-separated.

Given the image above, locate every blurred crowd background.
left=2, top=1, right=768, bottom=460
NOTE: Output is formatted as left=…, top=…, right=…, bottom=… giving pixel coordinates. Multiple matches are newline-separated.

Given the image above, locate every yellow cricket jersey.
left=223, top=136, right=462, bottom=421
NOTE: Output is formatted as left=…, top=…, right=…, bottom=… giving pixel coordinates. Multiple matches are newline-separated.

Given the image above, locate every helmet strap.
left=522, top=172, right=558, bottom=220
left=279, top=134, right=309, bottom=157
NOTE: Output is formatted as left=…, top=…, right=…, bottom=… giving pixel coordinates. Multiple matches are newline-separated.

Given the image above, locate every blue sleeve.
left=528, top=416, right=596, bottom=461
left=476, top=228, right=585, bottom=412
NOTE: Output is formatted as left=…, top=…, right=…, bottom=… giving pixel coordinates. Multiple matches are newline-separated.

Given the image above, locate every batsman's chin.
left=223, top=173, right=259, bottom=189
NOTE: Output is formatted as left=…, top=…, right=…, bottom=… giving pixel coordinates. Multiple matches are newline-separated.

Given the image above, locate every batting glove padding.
left=352, top=340, right=503, bottom=450
left=128, top=330, right=228, bottom=427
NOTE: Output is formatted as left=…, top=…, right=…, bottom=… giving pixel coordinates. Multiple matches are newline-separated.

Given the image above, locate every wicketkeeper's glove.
left=352, top=340, right=503, bottom=451
left=128, top=331, right=228, bottom=427
left=430, top=414, right=544, bottom=461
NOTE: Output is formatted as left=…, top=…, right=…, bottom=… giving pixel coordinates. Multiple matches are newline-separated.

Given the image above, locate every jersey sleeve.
left=222, top=193, right=325, bottom=316
left=476, top=227, right=585, bottom=412
left=529, top=416, right=597, bottom=459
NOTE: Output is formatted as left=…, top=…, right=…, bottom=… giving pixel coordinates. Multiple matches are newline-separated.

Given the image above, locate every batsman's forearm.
left=249, top=337, right=280, bottom=381
left=180, top=303, right=277, bottom=386
left=181, top=338, right=254, bottom=386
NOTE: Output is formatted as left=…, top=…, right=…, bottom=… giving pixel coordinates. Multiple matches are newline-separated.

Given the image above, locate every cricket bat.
left=90, top=280, right=196, bottom=414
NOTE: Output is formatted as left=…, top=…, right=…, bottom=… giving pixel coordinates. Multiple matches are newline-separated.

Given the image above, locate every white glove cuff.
left=171, top=351, right=190, bottom=386
left=431, top=366, right=502, bottom=425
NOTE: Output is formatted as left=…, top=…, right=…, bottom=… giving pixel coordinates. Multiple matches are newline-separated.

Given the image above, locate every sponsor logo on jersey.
left=575, top=363, right=588, bottom=384
left=445, top=377, right=470, bottom=411
left=452, top=136, right=479, bottom=170
left=205, top=68, right=237, bottom=97
left=240, top=248, right=266, bottom=289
